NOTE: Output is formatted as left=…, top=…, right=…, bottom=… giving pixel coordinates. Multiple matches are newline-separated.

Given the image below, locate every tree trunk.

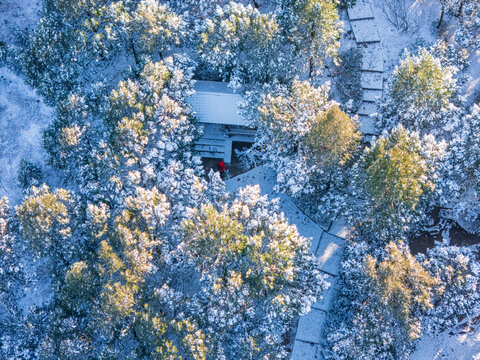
left=308, top=57, right=314, bottom=79
left=309, top=25, right=316, bottom=79
left=457, top=0, right=464, bottom=17
left=131, top=39, right=139, bottom=65
left=437, top=5, right=445, bottom=29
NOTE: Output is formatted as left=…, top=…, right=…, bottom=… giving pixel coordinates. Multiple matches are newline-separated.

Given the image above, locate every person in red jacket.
left=217, top=160, right=226, bottom=178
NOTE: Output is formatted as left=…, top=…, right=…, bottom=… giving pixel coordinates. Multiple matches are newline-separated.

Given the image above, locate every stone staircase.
left=348, top=0, right=384, bottom=138
left=195, top=123, right=255, bottom=162
left=194, top=123, right=228, bottom=159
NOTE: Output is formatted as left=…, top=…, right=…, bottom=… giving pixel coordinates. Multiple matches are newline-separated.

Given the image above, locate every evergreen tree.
left=366, top=241, right=438, bottom=340
left=438, top=105, right=480, bottom=231
left=17, top=159, right=43, bottom=190
left=246, top=80, right=359, bottom=197
left=21, top=16, right=78, bottom=104
left=16, top=185, right=81, bottom=272
left=276, top=0, right=343, bottom=77
left=199, top=2, right=285, bottom=88
left=378, top=48, right=458, bottom=132
left=181, top=185, right=328, bottom=359
left=130, top=0, right=185, bottom=61
left=455, top=1, right=480, bottom=49
left=419, top=245, right=480, bottom=332
left=168, top=0, right=228, bottom=21
left=22, top=0, right=186, bottom=104
left=351, top=125, right=444, bottom=242
left=0, top=197, right=25, bottom=312
left=325, top=240, right=438, bottom=360
left=438, top=0, right=479, bottom=49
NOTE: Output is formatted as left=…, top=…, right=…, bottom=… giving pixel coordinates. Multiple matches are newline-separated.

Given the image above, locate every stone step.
left=201, top=127, right=226, bottom=136
left=360, top=42, right=384, bottom=72
left=312, top=277, right=338, bottom=312
left=226, top=135, right=256, bottom=143
left=195, top=143, right=224, bottom=151
left=361, top=72, right=383, bottom=90
left=196, top=137, right=225, bottom=145
left=358, top=115, right=379, bottom=135
left=291, top=340, right=320, bottom=360
left=351, top=19, right=380, bottom=43
left=328, top=218, right=352, bottom=240
left=347, top=0, right=374, bottom=21
left=196, top=151, right=224, bottom=158
left=358, top=101, right=377, bottom=116
left=363, top=89, right=383, bottom=102
left=315, top=233, right=345, bottom=276
left=295, top=308, right=327, bottom=343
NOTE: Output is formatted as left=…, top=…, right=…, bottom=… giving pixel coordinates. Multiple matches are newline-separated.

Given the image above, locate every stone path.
left=347, top=0, right=384, bottom=138
left=291, top=2, right=385, bottom=358
left=291, top=218, right=350, bottom=360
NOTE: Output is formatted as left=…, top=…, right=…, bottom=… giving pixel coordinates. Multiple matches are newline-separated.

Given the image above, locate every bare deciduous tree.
left=382, top=0, right=410, bottom=31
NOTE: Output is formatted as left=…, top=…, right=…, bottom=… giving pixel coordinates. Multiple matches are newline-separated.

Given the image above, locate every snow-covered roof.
left=187, top=81, right=246, bottom=126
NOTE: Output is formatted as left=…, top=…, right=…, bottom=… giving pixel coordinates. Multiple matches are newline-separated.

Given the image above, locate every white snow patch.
left=371, top=0, right=440, bottom=78
left=18, top=257, right=53, bottom=313
left=411, top=326, right=480, bottom=360
left=464, top=50, right=480, bottom=105
left=0, top=67, right=54, bottom=203
left=0, top=0, right=43, bottom=45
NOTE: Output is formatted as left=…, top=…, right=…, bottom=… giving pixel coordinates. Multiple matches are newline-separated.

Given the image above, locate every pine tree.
left=438, top=105, right=480, bottom=230
left=366, top=241, right=438, bottom=340
left=324, top=241, right=412, bottom=360
left=17, top=160, right=43, bottom=190
left=102, top=59, right=198, bottom=198
left=276, top=0, right=343, bottom=77
left=0, top=197, right=25, bottom=310
left=168, top=0, right=228, bottom=20
left=21, top=16, right=78, bottom=104
left=455, top=1, right=480, bottom=49
left=352, top=125, right=445, bottom=242
left=130, top=0, right=185, bottom=61
left=419, top=245, right=480, bottom=332
left=198, top=2, right=285, bottom=87
left=16, top=185, right=80, bottom=271
left=438, top=0, right=479, bottom=49
left=325, top=240, right=438, bottom=360
left=180, top=185, right=328, bottom=359
left=378, top=48, right=458, bottom=132
left=246, top=80, right=359, bottom=196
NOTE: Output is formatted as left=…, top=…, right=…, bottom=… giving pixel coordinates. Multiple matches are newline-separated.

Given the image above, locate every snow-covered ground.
left=371, top=0, right=440, bottom=77
left=464, top=50, right=480, bottom=105
left=412, top=327, right=480, bottom=360
left=0, top=0, right=42, bottom=45
left=0, top=67, right=54, bottom=204
left=0, top=0, right=52, bottom=204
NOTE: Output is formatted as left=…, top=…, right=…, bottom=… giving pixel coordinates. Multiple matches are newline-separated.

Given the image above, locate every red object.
left=217, top=161, right=226, bottom=173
